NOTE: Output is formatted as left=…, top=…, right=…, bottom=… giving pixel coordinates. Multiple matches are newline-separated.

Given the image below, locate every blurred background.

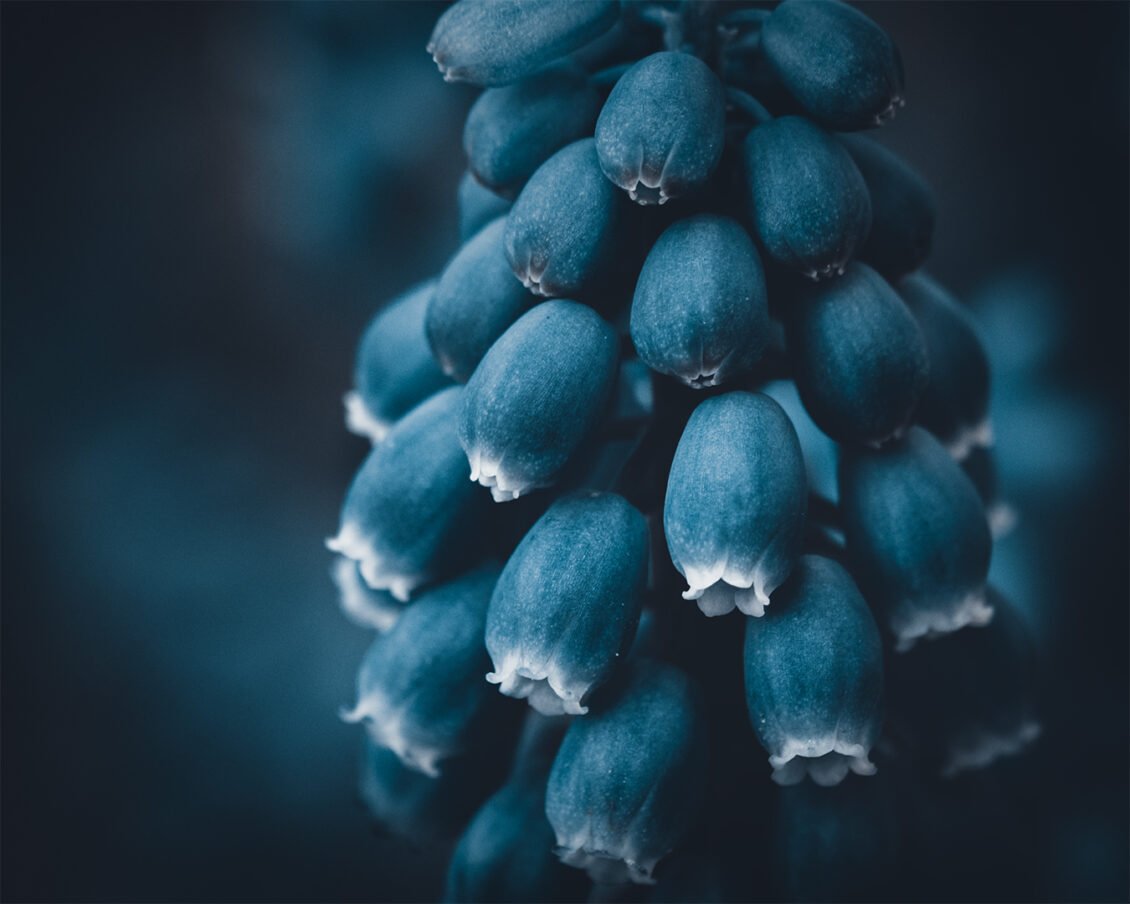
left=1, top=2, right=1126, bottom=901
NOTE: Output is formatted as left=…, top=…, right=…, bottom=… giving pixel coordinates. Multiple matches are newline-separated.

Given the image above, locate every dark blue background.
left=2, top=2, right=1127, bottom=901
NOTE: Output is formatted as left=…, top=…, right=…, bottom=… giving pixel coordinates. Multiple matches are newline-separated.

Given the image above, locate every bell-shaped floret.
left=328, top=386, right=490, bottom=600
left=465, top=63, right=603, bottom=198
left=444, top=714, right=588, bottom=903
left=889, top=589, right=1040, bottom=777
left=330, top=556, right=404, bottom=633
left=743, top=116, right=872, bottom=279
left=427, top=217, right=536, bottom=382
left=342, top=564, right=504, bottom=776
left=743, top=555, right=884, bottom=786
left=788, top=262, right=929, bottom=446
left=595, top=51, right=726, bottom=205
left=899, top=273, right=992, bottom=460
left=839, top=427, right=993, bottom=650
left=486, top=492, right=647, bottom=715
left=458, top=171, right=512, bottom=241
left=504, top=139, right=627, bottom=297
left=840, top=134, right=935, bottom=279
left=459, top=301, right=619, bottom=501
left=630, top=215, right=770, bottom=387
left=760, top=0, right=905, bottom=130
left=427, top=0, right=619, bottom=87
left=664, top=392, right=807, bottom=617
left=546, top=659, right=707, bottom=884
left=345, top=280, right=452, bottom=443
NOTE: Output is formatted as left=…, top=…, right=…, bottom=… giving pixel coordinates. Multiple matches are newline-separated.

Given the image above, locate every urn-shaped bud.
left=486, top=492, right=647, bottom=715
left=427, top=0, right=618, bottom=87
left=465, top=63, right=603, bottom=198
left=595, top=51, right=726, bottom=205
left=328, top=386, right=490, bottom=600
left=899, top=273, right=992, bottom=459
left=664, top=392, right=807, bottom=616
left=761, top=0, right=905, bottom=130
left=504, top=139, right=626, bottom=297
left=459, top=300, right=619, bottom=501
left=788, top=262, right=929, bottom=446
left=427, top=217, right=536, bottom=382
left=743, top=555, right=884, bottom=786
left=546, top=660, right=707, bottom=884
left=840, top=134, right=936, bottom=279
left=630, top=215, right=770, bottom=387
left=342, top=565, right=504, bottom=776
left=743, top=116, right=872, bottom=279
left=345, top=280, right=452, bottom=443
left=839, top=427, right=993, bottom=650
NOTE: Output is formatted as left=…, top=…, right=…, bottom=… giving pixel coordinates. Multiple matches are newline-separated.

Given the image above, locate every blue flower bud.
left=664, top=392, right=807, bottom=616
left=743, top=116, right=872, bottom=279
left=459, top=301, right=619, bottom=501
left=459, top=171, right=512, bottom=241
left=486, top=492, right=647, bottom=715
left=899, top=273, right=992, bottom=460
left=427, top=0, right=619, bottom=87
left=595, top=51, right=726, bottom=204
left=788, top=262, right=929, bottom=446
left=331, top=556, right=404, bottom=633
left=839, top=427, right=993, bottom=650
left=328, top=386, right=489, bottom=599
left=761, top=0, right=905, bottom=130
left=342, top=564, right=503, bottom=776
left=345, top=280, right=452, bottom=443
left=743, top=555, right=883, bottom=786
left=889, top=589, right=1040, bottom=778
left=504, top=139, right=626, bottom=297
left=840, top=134, right=936, bottom=279
left=546, top=659, right=707, bottom=884
left=359, top=736, right=510, bottom=847
left=464, top=63, right=604, bottom=198
left=427, top=217, right=536, bottom=382
left=630, top=215, right=770, bottom=387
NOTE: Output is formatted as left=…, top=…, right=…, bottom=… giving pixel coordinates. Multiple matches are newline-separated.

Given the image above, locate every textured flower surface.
left=326, top=2, right=1050, bottom=900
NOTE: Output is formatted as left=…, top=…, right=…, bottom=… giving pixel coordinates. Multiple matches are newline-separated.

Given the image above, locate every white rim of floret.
left=466, top=448, right=535, bottom=502
left=330, top=556, right=400, bottom=633
left=325, top=521, right=419, bottom=602
left=802, top=260, right=849, bottom=282
left=340, top=691, right=449, bottom=778
left=511, top=255, right=552, bottom=297
left=681, top=559, right=778, bottom=618
left=945, top=417, right=995, bottom=462
left=769, top=741, right=878, bottom=787
left=342, top=391, right=390, bottom=444
left=891, top=587, right=995, bottom=653
left=485, top=655, right=590, bottom=716
left=941, top=719, right=1042, bottom=778
left=987, top=501, right=1019, bottom=540
left=554, top=839, right=662, bottom=886
left=873, top=93, right=907, bottom=127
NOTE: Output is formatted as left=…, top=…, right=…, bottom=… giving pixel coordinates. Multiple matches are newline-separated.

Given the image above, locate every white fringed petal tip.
left=341, top=692, right=447, bottom=778
left=942, top=720, right=1042, bottom=778
left=343, top=391, right=389, bottom=444
left=892, top=588, right=995, bottom=653
left=325, top=521, right=418, bottom=603
left=945, top=418, right=994, bottom=462
left=681, top=561, right=775, bottom=618
left=330, top=557, right=400, bottom=633
left=466, top=449, right=529, bottom=502
left=555, top=844, right=660, bottom=886
left=486, top=659, right=589, bottom=716
left=770, top=740, right=878, bottom=788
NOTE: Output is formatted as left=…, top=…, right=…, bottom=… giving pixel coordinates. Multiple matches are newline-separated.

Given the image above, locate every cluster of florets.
left=327, top=1, right=1040, bottom=899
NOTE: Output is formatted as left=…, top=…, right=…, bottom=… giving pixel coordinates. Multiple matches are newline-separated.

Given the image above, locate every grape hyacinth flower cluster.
left=328, top=1, right=1042, bottom=898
